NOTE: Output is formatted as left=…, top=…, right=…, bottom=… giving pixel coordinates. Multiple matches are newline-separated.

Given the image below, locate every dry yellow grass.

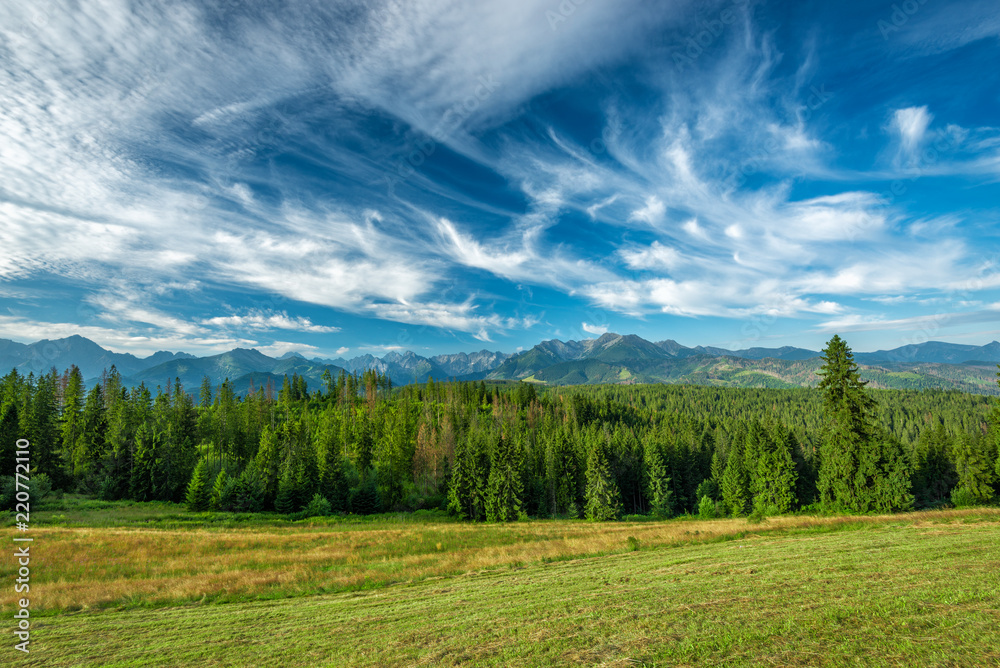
left=4, top=507, right=997, bottom=614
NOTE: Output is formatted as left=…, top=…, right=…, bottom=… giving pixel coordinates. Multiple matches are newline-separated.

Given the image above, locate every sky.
left=1, top=0, right=1000, bottom=360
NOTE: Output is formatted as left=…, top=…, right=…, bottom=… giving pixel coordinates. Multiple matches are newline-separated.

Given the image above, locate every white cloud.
left=891, top=106, right=933, bottom=165
left=581, top=322, right=608, bottom=336
left=620, top=241, right=684, bottom=272
left=254, top=341, right=321, bottom=358
left=202, top=311, right=340, bottom=333
left=335, top=346, right=350, bottom=356
left=628, top=195, right=665, bottom=224
left=816, top=306, right=1000, bottom=334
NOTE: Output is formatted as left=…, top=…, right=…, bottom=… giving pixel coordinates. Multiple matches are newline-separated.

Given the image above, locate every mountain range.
left=2, top=333, right=999, bottom=395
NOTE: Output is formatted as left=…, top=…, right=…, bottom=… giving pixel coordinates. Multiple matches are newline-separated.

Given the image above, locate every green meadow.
left=6, top=501, right=1000, bottom=666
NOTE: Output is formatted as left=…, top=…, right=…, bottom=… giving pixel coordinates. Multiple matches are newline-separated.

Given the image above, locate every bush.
left=350, top=480, right=381, bottom=515
left=626, top=536, right=641, bottom=552
left=698, top=495, right=717, bottom=519
left=695, top=479, right=719, bottom=502
left=950, top=486, right=992, bottom=508
left=0, top=477, right=14, bottom=510
left=1, top=473, right=53, bottom=510
left=303, top=493, right=332, bottom=518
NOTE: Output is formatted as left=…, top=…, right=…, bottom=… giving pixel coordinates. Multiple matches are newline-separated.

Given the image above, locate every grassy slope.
left=8, top=508, right=1000, bottom=667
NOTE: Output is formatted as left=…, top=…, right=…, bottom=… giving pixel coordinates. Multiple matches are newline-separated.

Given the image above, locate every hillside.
left=488, top=334, right=1000, bottom=394
left=2, top=334, right=999, bottom=394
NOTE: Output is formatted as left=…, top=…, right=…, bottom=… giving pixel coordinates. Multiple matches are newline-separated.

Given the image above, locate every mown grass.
left=16, top=511, right=1000, bottom=667
left=3, top=497, right=999, bottom=620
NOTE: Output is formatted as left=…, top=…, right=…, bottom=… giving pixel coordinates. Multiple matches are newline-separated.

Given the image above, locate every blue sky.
left=1, top=0, right=999, bottom=359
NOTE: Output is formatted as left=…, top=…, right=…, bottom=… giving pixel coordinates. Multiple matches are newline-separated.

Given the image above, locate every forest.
left=3, top=336, right=999, bottom=520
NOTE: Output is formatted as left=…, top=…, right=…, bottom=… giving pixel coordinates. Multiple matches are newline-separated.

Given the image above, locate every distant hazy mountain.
left=313, top=348, right=512, bottom=384
left=0, top=335, right=194, bottom=380
left=1, top=334, right=997, bottom=395
left=486, top=333, right=1000, bottom=394
left=430, top=350, right=514, bottom=377
left=855, top=341, right=1000, bottom=365
left=129, top=348, right=344, bottom=394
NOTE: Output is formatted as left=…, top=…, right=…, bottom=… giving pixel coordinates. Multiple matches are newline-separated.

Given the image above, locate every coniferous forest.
left=4, top=337, right=999, bottom=519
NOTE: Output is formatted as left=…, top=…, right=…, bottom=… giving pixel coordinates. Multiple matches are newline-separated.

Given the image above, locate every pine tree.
left=447, top=431, right=486, bottom=520
left=544, top=430, right=580, bottom=517
left=0, top=402, right=19, bottom=478
left=275, top=466, right=299, bottom=514
left=210, top=469, right=229, bottom=510
left=750, top=421, right=797, bottom=515
left=185, top=458, right=211, bottom=511
left=199, top=377, right=213, bottom=409
left=60, top=366, right=85, bottom=479
left=317, top=427, right=350, bottom=512
left=584, top=441, right=621, bottom=521
left=129, top=423, right=156, bottom=501
left=950, top=431, right=996, bottom=506
left=76, top=383, right=107, bottom=480
left=911, top=423, right=957, bottom=506
left=643, top=434, right=672, bottom=517
left=816, top=335, right=912, bottom=512
left=254, top=425, right=283, bottom=508
left=485, top=433, right=523, bottom=522
left=721, top=429, right=750, bottom=517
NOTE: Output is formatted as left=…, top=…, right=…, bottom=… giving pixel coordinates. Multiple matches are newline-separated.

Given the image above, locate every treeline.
left=2, top=338, right=999, bottom=519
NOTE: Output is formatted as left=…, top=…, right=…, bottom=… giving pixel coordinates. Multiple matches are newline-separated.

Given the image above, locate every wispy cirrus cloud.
left=1, top=0, right=999, bottom=356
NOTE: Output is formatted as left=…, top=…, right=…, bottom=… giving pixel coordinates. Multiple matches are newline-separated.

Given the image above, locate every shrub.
left=698, top=494, right=717, bottom=519
left=950, top=486, right=992, bottom=508
left=303, top=493, right=332, bottom=518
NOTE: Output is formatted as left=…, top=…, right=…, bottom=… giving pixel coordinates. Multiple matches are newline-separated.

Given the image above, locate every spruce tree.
left=485, top=433, right=523, bottom=522
left=584, top=441, right=622, bottom=521
left=447, top=431, right=486, bottom=520
left=544, top=431, right=580, bottom=517
left=185, top=458, right=211, bottom=512
left=911, top=423, right=957, bottom=506
left=275, top=466, right=301, bottom=514
left=816, top=335, right=912, bottom=512
left=750, top=421, right=797, bottom=515
left=0, top=402, right=19, bottom=478
left=950, top=431, right=996, bottom=506
left=721, top=430, right=750, bottom=517
left=643, top=434, right=672, bottom=517
left=210, top=469, right=229, bottom=510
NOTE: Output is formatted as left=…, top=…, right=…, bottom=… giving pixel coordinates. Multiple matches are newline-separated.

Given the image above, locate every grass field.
left=5, top=501, right=1000, bottom=666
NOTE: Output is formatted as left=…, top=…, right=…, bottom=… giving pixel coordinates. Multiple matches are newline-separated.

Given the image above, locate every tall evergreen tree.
left=485, top=433, right=523, bottom=522
left=0, top=401, right=19, bottom=477
left=750, top=421, right=797, bottom=515
left=60, top=366, right=85, bottom=480
left=816, top=335, right=912, bottom=512
left=185, top=458, right=211, bottom=511
left=950, top=431, right=996, bottom=505
left=911, top=423, right=957, bottom=506
left=643, top=433, right=672, bottom=517
left=721, top=428, right=751, bottom=517
left=447, top=430, right=486, bottom=520
left=544, top=430, right=580, bottom=517
left=584, top=440, right=621, bottom=521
